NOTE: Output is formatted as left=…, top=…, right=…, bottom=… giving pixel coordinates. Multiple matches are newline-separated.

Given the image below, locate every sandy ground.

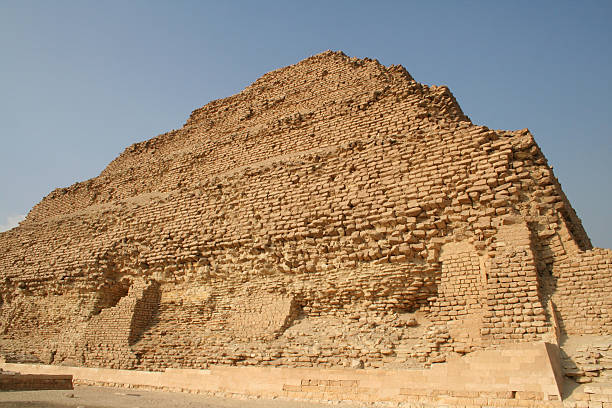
left=0, top=385, right=370, bottom=408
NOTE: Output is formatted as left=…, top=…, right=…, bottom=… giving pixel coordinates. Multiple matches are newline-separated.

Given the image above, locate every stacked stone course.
left=0, top=369, right=73, bottom=391
left=0, top=51, right=609, bottom=376
left=552, top=249, right=612, bottom=335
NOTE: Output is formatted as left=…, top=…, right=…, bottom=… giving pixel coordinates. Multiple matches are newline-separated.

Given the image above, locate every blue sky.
left=1, top=1, right=611, bottom=248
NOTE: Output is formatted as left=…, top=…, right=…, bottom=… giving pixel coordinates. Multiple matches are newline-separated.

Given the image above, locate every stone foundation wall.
left=0, top=372, right=73, bottom=391
left=0, top=341, right=563, bottom=407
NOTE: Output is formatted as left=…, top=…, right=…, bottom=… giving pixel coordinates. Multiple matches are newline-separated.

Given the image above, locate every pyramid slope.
left=24, top=51, right=467, bottom=223
left=0, top=51, right=609, bottom=371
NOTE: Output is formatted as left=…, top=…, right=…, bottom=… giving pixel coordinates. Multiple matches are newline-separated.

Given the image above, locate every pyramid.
left=0, top=51, right=610, bottom=373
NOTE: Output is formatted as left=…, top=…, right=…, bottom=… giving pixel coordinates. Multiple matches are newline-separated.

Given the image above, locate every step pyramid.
left=0, top=51, right=609, bottom=372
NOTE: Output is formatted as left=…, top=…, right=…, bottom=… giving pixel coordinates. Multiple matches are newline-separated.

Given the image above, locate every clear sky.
left=1, top=1, right=611, bottom=248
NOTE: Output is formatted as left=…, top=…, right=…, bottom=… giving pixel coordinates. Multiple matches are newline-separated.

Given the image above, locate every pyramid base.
left=1, top=341, right=562, bottom=406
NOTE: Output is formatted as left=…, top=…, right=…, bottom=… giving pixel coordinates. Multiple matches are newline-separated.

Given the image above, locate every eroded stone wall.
left=0, top=51, right=608, bottom=372
left=552, top=249, right=612, bottom=335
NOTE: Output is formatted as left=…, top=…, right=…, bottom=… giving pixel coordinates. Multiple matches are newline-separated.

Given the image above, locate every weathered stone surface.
left=0, top=51, right=609, bottom=374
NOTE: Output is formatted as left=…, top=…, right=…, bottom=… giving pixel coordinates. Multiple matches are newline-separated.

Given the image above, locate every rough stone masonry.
left=0, top=51, right=610, bottom=375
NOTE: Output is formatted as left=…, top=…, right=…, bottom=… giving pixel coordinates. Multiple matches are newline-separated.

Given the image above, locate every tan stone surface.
left=0, top=51, right=610, bottom=403
left=0, top=342, right=564, bottom=405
